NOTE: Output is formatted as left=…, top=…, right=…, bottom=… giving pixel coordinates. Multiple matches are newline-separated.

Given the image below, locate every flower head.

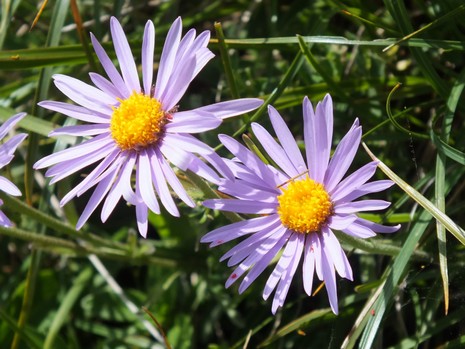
left=34, top=17, right=262, bottom=237
left=0, top=113, right=27, bottom=227
left=201, top=95, right=400, bottom=314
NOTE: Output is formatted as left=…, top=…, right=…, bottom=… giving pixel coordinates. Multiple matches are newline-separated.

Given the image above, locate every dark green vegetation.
left=1, top=0, right=465, bottom=348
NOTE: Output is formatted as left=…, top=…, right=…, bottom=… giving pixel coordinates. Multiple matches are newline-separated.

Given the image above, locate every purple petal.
left=335, top=199, right=391, bottom=214
left=219, top=134, right=278, bottom=187
left=321, top=247, right=339, bottom=314
left=148, top=148, right=179, bottom=217
left=0, top=208, right=12, bottom=227
left=327, top=214, right=358, bottom=230
left=60, top=149, right=120, bottom=206
left=0, top=134, right=28, bottom=159
left=38, top=101, right=110, bottom=124
left=0, top=177, right=21, bottom=196
left=218, top=178, right=279, bottom=203
left=163, top=133, right=213, bottom=155
left=154, top=17, right=182, bottom=100
left=158, top=141, right=193, bottom=171
left=304, top=95, right=332, bottom=183
left=0, top=113, right=26, bottom=140
left=142, top=21, right=155, bottom=95
left=89, top=73, right=121, bottom=99
left=101, top=154, right=135, bottom=222
left=165, top=110, right=221, bottom=133
left=342, top=222, right=376, bottom=238
left=302, top=233, right=317, bottom=295
left=263, top=232, right=299, bottom=301
left=174, top=29, right=196, bottom=63
left=353, top=217, right=400, bottom=234
left=76, top=166, right=119, bottom=229
left=45, top=142, right=114, bottom=184
left=199, top=149, right=234, bottom=180
left=136, top=202, right=148, bottom=238
left=90, top=32, right=130, bottom=98
left=342, top=180, right=395, bottom=202
left=313, top=234, right=323, bottom=280
left=330, top=161, right=378, bottom=203
left=224, top=159, right=277, bottom=193
left=252, top=121, right=300, bottom=178
left=137, top=150, right=160, bottom=214
left=204, top=198, right=277, bottom=214
left=186, top=156, right=220, bottom=184
left=271, top=233, right=304, bottom=313
left=34, top=134, right=113, bottom=169
left=160, top=49, right=201, bottom=111
left=321, top=227, right=353, bottom=280
left=156, top=148, right=194, bottom=207
left=193, top=98, right=263, bottom=119
left=201, top=215, right=281, bottom=246
left=268, top=105, right=307, bottom=174
left=110, top=17, right=140, bottom=93
left=224, top=223, right=284, bottom=268
left=323, top=121, right=362, bottom=192
left=50, top=124, right=109, bottom=137
left=238, top=231, right=289, bottom=293
left=53, top=74, right=116, bottom=114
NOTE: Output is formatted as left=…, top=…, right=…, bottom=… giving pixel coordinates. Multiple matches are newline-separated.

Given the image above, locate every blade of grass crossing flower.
left=363, top=143, right=465, bottom=246
left=356, top=208, right=433, bottom=349
left=434, top=66, right=465, bottom=315
left=43, top=268, right=93, bottom=349
left=384, top=0, right=449, bottom=99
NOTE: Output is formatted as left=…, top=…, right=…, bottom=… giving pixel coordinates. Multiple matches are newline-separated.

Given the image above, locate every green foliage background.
left=1, top=0, right=465, bottom=348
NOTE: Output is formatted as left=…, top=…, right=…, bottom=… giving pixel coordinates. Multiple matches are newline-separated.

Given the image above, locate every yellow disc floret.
left=110, top=92, right=167, bottom=151
left=277, top=177, right=333, bottom=233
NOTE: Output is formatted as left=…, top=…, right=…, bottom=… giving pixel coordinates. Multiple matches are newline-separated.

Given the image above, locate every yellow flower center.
left=110, top=92, right=167, bottom=151
left=277, top=178, right=333, bottom=233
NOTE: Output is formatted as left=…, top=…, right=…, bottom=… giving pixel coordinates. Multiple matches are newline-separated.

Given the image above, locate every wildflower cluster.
left=2, top=17, right=399, bottom=314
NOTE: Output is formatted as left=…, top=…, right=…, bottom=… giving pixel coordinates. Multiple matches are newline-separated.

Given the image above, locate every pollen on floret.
left=110, top=92, right=167, bottom=151
left=277, top=177, right=333, bottom=234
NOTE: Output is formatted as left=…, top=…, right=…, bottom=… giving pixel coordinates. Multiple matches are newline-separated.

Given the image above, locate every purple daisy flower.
left=201, top=95, right=400, bottom=314
left=0, top=113, right=27, bottom=227
left=34, top=17, right=262, bottom=237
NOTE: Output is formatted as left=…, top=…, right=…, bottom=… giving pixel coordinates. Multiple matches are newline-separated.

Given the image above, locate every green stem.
left=0, top=192, right=127, bottom=251
left=214, top=22, right=240, bottom=100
